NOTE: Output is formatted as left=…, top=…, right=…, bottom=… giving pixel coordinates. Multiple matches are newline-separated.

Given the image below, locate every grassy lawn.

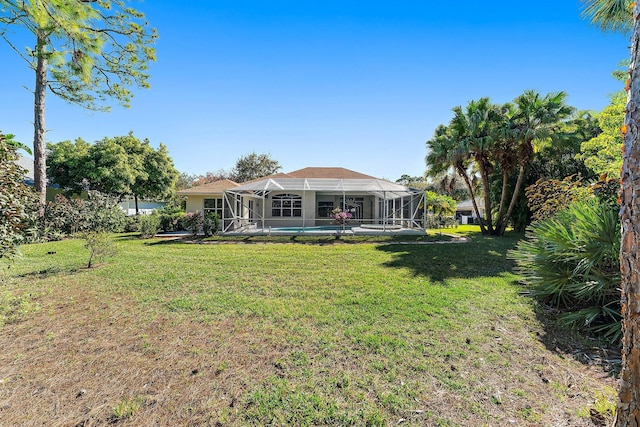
left=0, top=227, right=616, bottom=426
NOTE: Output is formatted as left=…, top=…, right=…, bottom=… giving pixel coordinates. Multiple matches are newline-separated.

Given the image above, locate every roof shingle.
left=176, top=179, right=239, bottom=195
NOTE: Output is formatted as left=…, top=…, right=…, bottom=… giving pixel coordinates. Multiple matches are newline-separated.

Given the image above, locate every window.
left=341, top=197, right=364, bottom=219
left=271, top=193, right=302, bottom=217
left=317, top=201, right=334, bottom=218
left=204, top=198, right=223, bottom=217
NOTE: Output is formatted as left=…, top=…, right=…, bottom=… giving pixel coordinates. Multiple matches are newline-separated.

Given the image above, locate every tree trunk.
left=497, top=162, right=526, bottom=236
left=478, top=159, right=494, bottom=234
left=495, top=168, right=510, bottom=232
left=33, top=30, right=48, bottom=212
left=616, top=3, right=640, bottom=425
left=134, top=194, right=139, bottom=215
left=455, top=164, right=487, bottom=234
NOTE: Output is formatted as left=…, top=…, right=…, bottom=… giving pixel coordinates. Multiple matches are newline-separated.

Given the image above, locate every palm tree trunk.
left=497, top=163, right=526, bottom=236
left=495, top=168, right=510, bottom=231
left=456, top=165, right=487, bottom=234
left=617, top=2, right=640, bottom=425
left=479, top=160, right=494, bottom=234
left=33, top=29, right=48, bottom=213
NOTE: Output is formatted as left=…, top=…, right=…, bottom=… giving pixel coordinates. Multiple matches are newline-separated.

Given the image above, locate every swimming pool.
left=267, top=225, right=350, bottom=233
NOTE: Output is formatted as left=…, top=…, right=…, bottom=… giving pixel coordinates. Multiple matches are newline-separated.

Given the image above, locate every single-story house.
left=455, top=198, right=486, bottom=225
left=176, top=179, right=241, bottom=222
left=178, top=168, right=425, bottom=233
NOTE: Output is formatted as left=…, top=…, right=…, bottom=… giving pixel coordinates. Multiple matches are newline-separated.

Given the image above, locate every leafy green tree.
left=395, top=174, right=424, bottom=185
left=129, top=140, right=177, bottom=212
left=423, top=191, right=457, bottom=216
left=0, top=0, right=157, bottom=206
left=47, top=133, right=177, bottom=213
left=579, top=92, right=625, bottom=177
left=0, top=132, right=36, bottom=260
left=230, top=152, right=281, bottom=183
left=525, top=175, right=591, bottom=221
left=46, top=138, right=93, bottom=194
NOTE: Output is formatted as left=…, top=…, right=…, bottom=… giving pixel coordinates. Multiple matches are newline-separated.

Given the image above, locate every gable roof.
left=176, top=179, right=239, bottom=195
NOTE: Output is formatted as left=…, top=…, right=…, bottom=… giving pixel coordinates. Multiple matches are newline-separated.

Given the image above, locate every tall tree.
left=618, top=3, right=640, bottom=422
left=581, top=1, right=638, bottom=425
left=449, top=97, right=501, bottom=234
left=495, top=90, right=573, bottom=235
left=230, top=152, right=282, bottom=183
left=426, top=124, right=485, bottom=233
left=0, top=0, right=157, bottom=207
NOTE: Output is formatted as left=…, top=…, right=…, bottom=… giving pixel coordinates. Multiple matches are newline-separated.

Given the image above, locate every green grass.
left=0, top=227, right=616, bottom=426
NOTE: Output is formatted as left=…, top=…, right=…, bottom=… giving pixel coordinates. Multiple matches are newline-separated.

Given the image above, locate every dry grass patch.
left=0, top=230, right=617, bottom=426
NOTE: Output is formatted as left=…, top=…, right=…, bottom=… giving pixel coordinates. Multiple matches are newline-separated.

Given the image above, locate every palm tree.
left=426, top=124, right=488, bottom=233
left=581, top=0, right=632, bottom=32
left=581, top=1, right=636, bottom=425
left=495, top=90, right=573, bottom=236
left=450, top=97, right=502, bottom=234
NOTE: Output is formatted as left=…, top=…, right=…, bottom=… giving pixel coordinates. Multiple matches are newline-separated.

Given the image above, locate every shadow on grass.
left=14, top=265, right=80, bottom=279
left=376, top=231, right=522, bottom=282
left=530, top=301, right=621, bottom=375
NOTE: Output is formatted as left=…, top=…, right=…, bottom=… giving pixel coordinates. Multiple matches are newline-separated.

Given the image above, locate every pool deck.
left=223, top=226, right=426, bottom=236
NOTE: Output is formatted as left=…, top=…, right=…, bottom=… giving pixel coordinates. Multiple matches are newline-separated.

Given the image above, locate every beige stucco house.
left=178, top=167, right=425, bottom=233
left=177, top=178, right=240, bottom=216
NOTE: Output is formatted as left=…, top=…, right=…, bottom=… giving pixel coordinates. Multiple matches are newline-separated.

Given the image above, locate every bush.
left=203, top=212, right=220, bottom=236
left=183, top=211, right=204, bottom=236
left=138, top=214, right=161, bottom=239
left=426, top=214, right=456, bottom=229
left=508, top=198, right=621, bottom=344
left=0, top=133, right=37, bottom=260
left=83, top=231, right=117, bottom=268
left=33, top=191, right=126, bottom=240
left=525, top=175, right=590, bottom=222
left=124, top=215, right=141, bottom=232
left=158, top=212, right=186, bottom=232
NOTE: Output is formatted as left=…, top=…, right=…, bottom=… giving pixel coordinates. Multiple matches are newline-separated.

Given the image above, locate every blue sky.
left=0, top=1, right=630, bottom=181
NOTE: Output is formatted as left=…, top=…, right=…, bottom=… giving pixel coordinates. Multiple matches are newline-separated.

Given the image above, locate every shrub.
left=202, top=212, right=220, bottom=236
left=525, top=175, right=590, bottom=222
left=34, top=191, right=126, bottom=240
left=158, top=212, right=186, bottom=232
left=183, top=211, right=203, bottom=236
left=509, top=198, right=621, bottom=344
left=83, top=231, right=117, bottom=268
left=124, top=215, right=141, bottom=232
left=0, top=133, right=37, bottom=260
left=138, top=214, right=161, bottom=239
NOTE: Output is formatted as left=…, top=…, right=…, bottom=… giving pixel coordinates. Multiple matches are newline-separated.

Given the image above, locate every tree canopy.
left=579, top=92, right=625, bottom=177
left=0, top=0, right=157, bottom=205
left=47, top=133, right=177, bottom=213
left=229, top=152, right=282, bottom=183
left=426, top=90, right=574, bottom=235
